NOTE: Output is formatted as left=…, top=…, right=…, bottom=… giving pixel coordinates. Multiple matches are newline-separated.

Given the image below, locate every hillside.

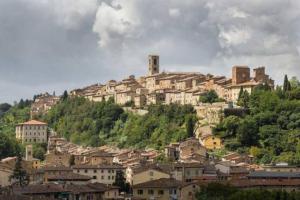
left=43, top=97, right=197, bottom=149
left=214, top=77, right=300, bottom=164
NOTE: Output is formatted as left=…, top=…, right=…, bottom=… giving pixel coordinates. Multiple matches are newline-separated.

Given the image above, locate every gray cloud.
left=0, top=0, right=299, bottom=103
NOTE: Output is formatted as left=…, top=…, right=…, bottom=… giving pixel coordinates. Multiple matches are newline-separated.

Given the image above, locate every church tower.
left=148, top=55, right=159, bottom=76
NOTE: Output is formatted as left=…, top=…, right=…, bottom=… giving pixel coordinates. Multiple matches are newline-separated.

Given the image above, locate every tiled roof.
left=248, top=171, right=300, bottom=178
left=18, top=120, right=47, bottom=125
left=47, top=172, right=91, bottom=181
left=72, top=164, right=124, bottom=170
left=133, top=178, right=182, bottom=188
left=42, top=165, right=72, bottom=171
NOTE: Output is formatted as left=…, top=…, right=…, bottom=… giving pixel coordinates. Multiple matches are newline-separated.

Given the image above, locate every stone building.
left=73, top=164, right=124, bottom=185
left=70, top=55, right=274, bottom=107
left=15, top=120, right=48, bottom=144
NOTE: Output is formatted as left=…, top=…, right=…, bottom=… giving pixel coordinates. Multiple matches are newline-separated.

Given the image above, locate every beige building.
left=126, top=165, right=171, bottom=185
left=73, top=164, right=124, bottom=185
left=16, top=120, right=48, bottom=144
left=132, top=178, right=182, bottom=200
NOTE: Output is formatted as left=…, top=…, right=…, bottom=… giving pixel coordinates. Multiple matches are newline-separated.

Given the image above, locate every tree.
left=32, top=143, right=47, bottom=160
left=237, top=89, right=250, bottom=108
left=10, top=153, right=29, bottom=186
left=199, top=90, right=222, bottom=104
left=61, top=90, right=68, bottom=101
left=113, top=170, right=130, bottom=193
left=283, top=75, right=291, bottom=92
left=290, top=76, right=300, bottom=89
left=185, top=115, right=196, bottom=138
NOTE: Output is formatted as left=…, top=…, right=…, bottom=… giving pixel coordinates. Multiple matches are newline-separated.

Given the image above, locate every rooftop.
left=133, top=178, right=182, bottom=189
left=17, top=120, right=47, bottom=126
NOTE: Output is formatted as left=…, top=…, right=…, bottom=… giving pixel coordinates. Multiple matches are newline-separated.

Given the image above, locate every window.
left=77, top=170, right=80, bottom=173
left=94, top=169, right=97, bottom=173
left=137, top=190, right=143, bottom=195
left=148, top=190, right=154, bottom=195
left=84, top=169, right=88, bottom=173
left=93, top=176, right=97, bottom=179
left=108, top=170, right=111, bottom=173
left=101, top=170, right=104, bottom=173
left=112, top=176, right=114, bottom=179
left=158, top=190, right=164, bottom=195
left=112, top=170, right=114, bottom=173
left=108, top=176, right=111, bottom=180
left=101, top=176, right=104, bottom=180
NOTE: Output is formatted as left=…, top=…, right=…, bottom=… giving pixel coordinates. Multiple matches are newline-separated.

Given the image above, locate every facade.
left=73, top=164, right=124, bottom=185
left=15, top=120, right=48, bottom=144
left=132, top=178, right=182, bottom=200
left=126, top=166, right=171, bottom=185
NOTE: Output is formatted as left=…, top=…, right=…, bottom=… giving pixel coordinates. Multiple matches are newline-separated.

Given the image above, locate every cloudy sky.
left=1, top=0, right=300, bottom=103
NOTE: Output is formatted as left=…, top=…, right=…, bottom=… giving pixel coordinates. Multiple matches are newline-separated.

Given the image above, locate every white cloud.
left=219, top=26, right=252, bottom=47
left=169, top=8, right=181, bottom=18
left=1, top=0, right=300, bottom=102
left=93, top=1, right=140, bottom=47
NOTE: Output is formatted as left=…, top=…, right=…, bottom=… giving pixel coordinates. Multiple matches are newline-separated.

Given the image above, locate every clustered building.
left=70, top=55, right=274, bottom=107
left=2, top=135, right=300, bottom=200
left=30, top=92, right=60, bottom=117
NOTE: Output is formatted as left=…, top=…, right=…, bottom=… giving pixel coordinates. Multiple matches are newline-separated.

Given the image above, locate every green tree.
left=32, top=143, right=47, bottom=160
left=236, top=117, right=259, bottom=147
left=283, top=75, right=291, bottom=92
left=10, top=153, right=29, bottom=186
left=199, top=90, right=223, bottom=104
left=113, top=170, right=130, bottom=193
left=185, top=114, right=196, bottom=138
left=61, top=90, right=68, bottom=101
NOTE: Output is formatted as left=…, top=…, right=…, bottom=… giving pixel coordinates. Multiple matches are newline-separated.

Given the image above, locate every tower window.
left=153, top=58, right=157, bottom=65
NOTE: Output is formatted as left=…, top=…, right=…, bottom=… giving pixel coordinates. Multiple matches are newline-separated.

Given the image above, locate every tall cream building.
left=16, top=120, right=48, bottom=144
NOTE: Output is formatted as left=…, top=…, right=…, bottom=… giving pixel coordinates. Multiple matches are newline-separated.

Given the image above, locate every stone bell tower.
left=148, top=55, right=159, bottom=76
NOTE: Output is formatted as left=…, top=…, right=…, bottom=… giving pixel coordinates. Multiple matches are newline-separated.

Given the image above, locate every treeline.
left=196, top=183, right=300, bottom=200
left=44, top=97, right=197, bottom=149
left=215, top=76, right=300, bottom=164
left=0, top=100, right=32, bottom=159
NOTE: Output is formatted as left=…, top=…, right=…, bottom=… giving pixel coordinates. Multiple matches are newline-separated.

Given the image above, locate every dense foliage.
left=44, top=97, right=196, bottom=149
left=215, top=76, right=300, bottom=164
left=196, top=183, right=300, bottom=200
left=0, top=101, right=31, bottom=159
left=199, top=90, right=225, bottom=104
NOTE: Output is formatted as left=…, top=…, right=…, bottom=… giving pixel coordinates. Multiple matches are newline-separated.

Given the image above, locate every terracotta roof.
left=133, top=178, right=182, bottom=189
left=42, top=165, right=72, bottom=172
left=18, top=120, right=47, bottom=125
left=47, top=172, right=92, bottom=181
left=248, top=171, right=300, bottom=178
left=73, top=164, right=124, bottom=170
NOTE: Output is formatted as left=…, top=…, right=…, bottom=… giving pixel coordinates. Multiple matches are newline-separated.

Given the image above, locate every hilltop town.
left=1, top=55, right=300, bottom=200
left=69, top=55, right=274, bottom=107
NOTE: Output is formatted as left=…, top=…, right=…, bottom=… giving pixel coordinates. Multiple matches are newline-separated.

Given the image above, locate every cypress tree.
left=283, top=75, right=289, bottom=92
left=10, top=153, right=29, bottom=186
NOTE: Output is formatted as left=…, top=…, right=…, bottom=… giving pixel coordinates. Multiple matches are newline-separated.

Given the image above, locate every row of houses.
left=70, top=55, right=274, bottom=107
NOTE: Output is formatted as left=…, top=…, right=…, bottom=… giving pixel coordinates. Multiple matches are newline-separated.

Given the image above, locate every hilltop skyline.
left=1, top=0, right=300, bottom=103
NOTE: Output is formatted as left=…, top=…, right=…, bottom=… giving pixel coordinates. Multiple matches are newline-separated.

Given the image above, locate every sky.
left=0, top=0, right=300, bottom=103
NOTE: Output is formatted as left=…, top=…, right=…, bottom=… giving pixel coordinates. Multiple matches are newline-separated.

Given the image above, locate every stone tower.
left=232, top=66, right=250, bottom=85
left=148, top=55, right=159, bottom=76
left=25, top=144, right=33, bottom=161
